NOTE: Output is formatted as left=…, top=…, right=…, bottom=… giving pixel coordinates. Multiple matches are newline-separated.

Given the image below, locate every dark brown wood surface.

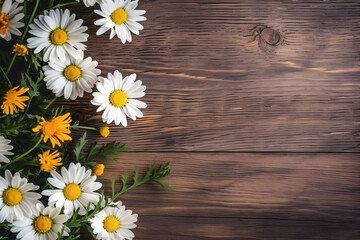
left=66, top=0, right=360, bottom=239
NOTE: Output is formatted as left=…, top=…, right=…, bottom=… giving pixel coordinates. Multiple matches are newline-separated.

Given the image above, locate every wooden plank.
left=90, top=152, right=360, bottom=239
left=63, top=0, right=360, bottom=152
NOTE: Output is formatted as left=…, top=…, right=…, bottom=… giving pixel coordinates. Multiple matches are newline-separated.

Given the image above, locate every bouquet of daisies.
left=0, top=0, right=172, bottom=239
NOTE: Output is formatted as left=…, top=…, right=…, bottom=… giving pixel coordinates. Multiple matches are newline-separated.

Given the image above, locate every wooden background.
left=67, top=0, right=360, bottom=239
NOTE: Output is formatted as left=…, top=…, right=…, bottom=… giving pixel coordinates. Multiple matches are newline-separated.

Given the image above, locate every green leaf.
left=74, top=132, right=87, bottom=162
left=112, top=162, right=174, bottom=201
left=86, top=141, right=130, bottom=162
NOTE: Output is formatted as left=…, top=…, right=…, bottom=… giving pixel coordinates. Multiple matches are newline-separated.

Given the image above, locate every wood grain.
left=64, top=0, right=360, bottom=239
left=64, top=0, right=360, bottom=152
left=97, top=153, right=360, bottom=239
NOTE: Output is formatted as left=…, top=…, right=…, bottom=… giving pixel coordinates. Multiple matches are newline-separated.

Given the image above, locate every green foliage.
left=0, top=0, right=172, bottom=239
left=72, top=132, right=129, bottom=168
left=112, top=162, right=174, bottom=200
left=74, top=132, right=88, bottom=162
left=87, top=141, right=130, bottom=162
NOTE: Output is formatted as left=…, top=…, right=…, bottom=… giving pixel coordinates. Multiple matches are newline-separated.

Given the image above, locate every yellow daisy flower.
left=93, top=164, right=104, bottom=176
left=38, top=150, right=62, bottom=172
left=99, top=126, right=110, bottom=138
left=32, top=113, right=72, bottom=148
left=12, top=44, right=28, bottom=56
left=1, top=86, right=29, bottom=115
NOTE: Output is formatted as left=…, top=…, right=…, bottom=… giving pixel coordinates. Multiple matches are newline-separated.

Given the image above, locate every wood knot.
left=260, top=28, right=280, bottom=46
left=72, top=110, right=86, bottom=122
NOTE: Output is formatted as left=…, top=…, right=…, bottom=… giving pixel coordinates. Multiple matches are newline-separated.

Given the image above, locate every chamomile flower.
left=10, top=203, right=70, bottom=240
left=42, top=163, right=102, bottom=216
left=0, top=135, right=13, bottom=166
left=91, top=71, right=147, bottom=127
left=27, top=9, right=88, bottom=62
left=77, top=0, right=102, bottom=7
left=43, top=53, right=101, bottom=100
left=0, top=0, right=25, bottom=41
left=0, top=170, right=42, bottom=223
left=94, top=0, right=146, bottom=43
left=90, top=201, right=138, bottom=240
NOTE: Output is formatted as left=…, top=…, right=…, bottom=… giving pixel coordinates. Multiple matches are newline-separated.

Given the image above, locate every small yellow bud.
left=12, top=44, right=28, bottom=56
left=93, top=164, right=105, bottom=176
left=99, top=126, right=110, bottom=137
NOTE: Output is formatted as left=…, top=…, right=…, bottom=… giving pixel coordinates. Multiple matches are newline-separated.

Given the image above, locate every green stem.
left=70, top=125, right=98, bottom=131
left=4, top=54, right=16, bottom=80
left=0, top=67, right=12, bottom=88
left=44, top=97, right=57, bottom=110
left=4, top=0, right=40, bottom=79
left=0, top=136, right=43, bottom=170
left=111, top=180, right=146, bottom=201
left=20, top=0, right=40, bottom=44
left=51, top=2, right=79, bottom=9
left=83, top=10, right=94, bottom=24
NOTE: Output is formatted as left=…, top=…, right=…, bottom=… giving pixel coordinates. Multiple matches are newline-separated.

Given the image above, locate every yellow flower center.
left=42, top=120, right=57, bottom=136
left=13, top=44, right=29, bottom=56
left=63, top=65, right=81, bottom=81
left=34, top=216, right=53, bottom=233
left=50, top=28, right=68, bottom=45
left=110, top=8, right=128, bottom=25
left=63, top=183, right=82, bottom=201
left=109, top=90, right=127, bottom=108
left=103, top=215, right=120, bottom=232
left=2, top=188, right=23, bottom=206
left=0, top=12, right=9, bottom=35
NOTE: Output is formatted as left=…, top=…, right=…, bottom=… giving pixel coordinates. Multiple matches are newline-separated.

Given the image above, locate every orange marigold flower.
left=99, top=126, right=110, bottom=138
left=13, top=43, right=28, bottom=56
left=38, top=150, right=62, bottom=172
left=93, top=164, right=104, bottom=176
left=32, top=113, right=72, bottom=148
left=1, top=86, right=29, bottom=115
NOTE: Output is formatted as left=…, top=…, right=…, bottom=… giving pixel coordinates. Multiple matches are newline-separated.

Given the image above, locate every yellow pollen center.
left=2, top=188, right=23, bottom=206
left=34, top=216, right=53, bottom=233
left=109, top=90, right=128, bottom=108
left=64, top=65, right=81, bottom=81
left=42, top=121, right=57, bottom=136
left=63, top=183, right=81, bottom=201
left=103, top=215, right=120, bottom=232
left=110, top=8, right=128, bottom=25
left=50, top=28, right=68, bottom=45
left=0, top=12, right=9, bottom=35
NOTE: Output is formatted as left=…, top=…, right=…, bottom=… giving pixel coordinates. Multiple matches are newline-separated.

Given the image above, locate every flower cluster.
left=0, top=0, right=171, bottom=239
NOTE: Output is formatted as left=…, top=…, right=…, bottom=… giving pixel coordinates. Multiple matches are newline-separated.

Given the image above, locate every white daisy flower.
left=10, top=203, right=70, bottom=240
left=42, top=162, right=102, bottom=216
left=77, top=0, right=102, bottom=7
left=94, top=0, right=146, bottom=43
left=0, top=0, right=25, bottom=41
left=91, top=71, right=147, bottom=127
left=0, top=135, right=13, bottom=166
left=27, top=9, right=88, bottom=62
left=90, top=201, right=138, bottom=240
left=43, top=52, right=101, bottom=100
left=0, top=170, right=42, bottom=223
